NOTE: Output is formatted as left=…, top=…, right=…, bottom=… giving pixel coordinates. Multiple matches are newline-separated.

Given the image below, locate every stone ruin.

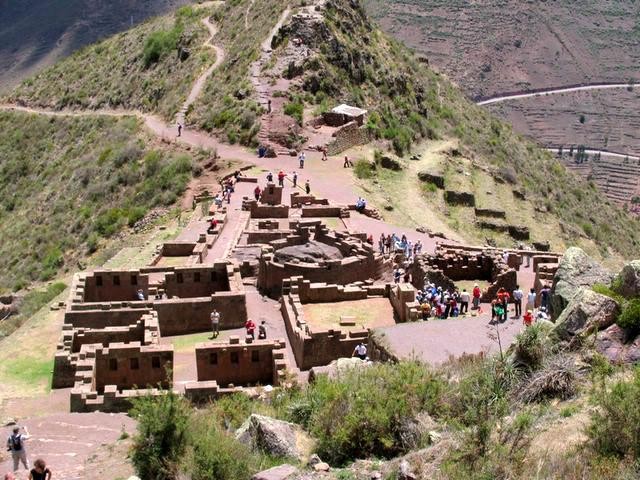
left=257, top=221, right=389, bottom=297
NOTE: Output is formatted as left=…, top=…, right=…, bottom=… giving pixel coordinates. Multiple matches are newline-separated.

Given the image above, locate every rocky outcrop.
left=444, top=190, right=475, bottom=207
left=550, top=247, right=614, bottom=318
left=379, top=154, right=403, bottom=171
left=552, top=288, right=620, bottom=341
left=274, top=241, right=343, bottom=264
left=236, top=414, right=313, bottom=461
left=595, top=324, right=640, bottom=365
left=616, top=260, right=640, bottom=298
left=308, top=357, right=367, bottom=383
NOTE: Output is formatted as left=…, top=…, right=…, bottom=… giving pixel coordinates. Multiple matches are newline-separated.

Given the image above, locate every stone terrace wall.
left=195, top=336, right=287, bottom=387
left=70, top=343, right=173, bottom=413
left=243, top=200, right=290, bottom=218
left=281, top=293, right=368, bottom=370
left=326, top=122, right=371, bottom=156
left=290, top=192, right=330, bottom=207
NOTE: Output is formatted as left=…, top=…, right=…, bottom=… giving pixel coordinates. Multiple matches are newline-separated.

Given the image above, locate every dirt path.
left=477, top=82, right=634, bottom=106
left=176, top=12, right=225, bottom=127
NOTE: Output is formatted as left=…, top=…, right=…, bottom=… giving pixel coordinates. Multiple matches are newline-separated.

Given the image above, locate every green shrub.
left=592, top=284, right=625, bottom=305
left=275, top=362, right=444, bottom=465
left=513, top=323, right=548, bottom=371
left=588, top=367, right=640, bottom=459
left=616, top=299, right=640, bottom=333
left=131, top=391, right=191, bottom=480
left=353, top=159, right=375, bottom=179
left=284, top=101, right=304, bottom=124
left=143, top=28, right=181, bottom=67
left=189, top=416, right=272, bottom=480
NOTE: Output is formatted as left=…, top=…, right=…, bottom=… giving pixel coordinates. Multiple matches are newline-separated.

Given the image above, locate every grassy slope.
left=0, top=111, right=199, bottom=292
left=189, top=0, right=301, bottom=145
left=6, top=6, right=214, bottom=120
left=272, top=0, right=640, bottom=259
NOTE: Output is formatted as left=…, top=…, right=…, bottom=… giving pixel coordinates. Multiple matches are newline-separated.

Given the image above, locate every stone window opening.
left=96, top=276, right=103, bottom=287
left=151, top=356, right=161, bottom=369
left=113, top=275, right=120, bottom=286
left=230, top=351, right=239, bottom=364
left=109, top=358, right=118, bottom=371
left=130, top=358, right=139, bottom=370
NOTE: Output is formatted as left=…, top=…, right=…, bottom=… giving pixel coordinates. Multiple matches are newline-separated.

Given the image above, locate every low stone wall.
left=243, top=200, right=290, bottom=218
left=301, top=206, right=344, bottom=217
left=195, top=336, right=287, bottom=387
left=290, top=192, right=330, bottom=207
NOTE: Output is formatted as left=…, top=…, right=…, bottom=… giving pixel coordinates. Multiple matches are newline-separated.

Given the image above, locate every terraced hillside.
left=365, top=0, right=640, bottom=187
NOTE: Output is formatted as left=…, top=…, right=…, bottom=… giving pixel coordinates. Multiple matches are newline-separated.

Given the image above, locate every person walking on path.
left=292, top=171, right=298, bottom=188
left=298, top=151, right=306, bottom=169
left=277, top=170, right=285, bottom=187
left=210, top=309, right=220, bottom=338
left=258, top=320, right=267, bottom=340
left=540, top=285, right=551, bottom=311
left=322, top=148, right=328, bottom=161
left=305, top=180, right=311, bottom=194
left=28, top=459, right=51, bottom=480
left=6, top=426, right=29, bottom=473
left=343, top=155, right=352, bottom=168
left=513, top=285, right=524, bottom=318
left=254, top=185, right=261, bottom=201
left=177, top=123, right=182, bottom=137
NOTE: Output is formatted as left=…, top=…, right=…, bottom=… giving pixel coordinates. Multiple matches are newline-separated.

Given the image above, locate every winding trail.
left=477, top=82, right=634, bottom=106
left=175, top=13, right=225, bottom=126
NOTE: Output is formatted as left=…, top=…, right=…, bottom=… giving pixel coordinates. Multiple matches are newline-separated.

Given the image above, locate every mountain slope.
left=6, top=5, right=215, bottom=120
left=0, top=111, right=198, bottom=292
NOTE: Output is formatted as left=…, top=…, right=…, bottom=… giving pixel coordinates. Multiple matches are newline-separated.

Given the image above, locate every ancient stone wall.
left=260, top=183, right=283, bottom=205
left=326, top=122, right=371, bottom=155
left=290, top=192, right=330, bottom=207
left=243, top=200, right=290, bottom=218
left=195, top=336, right=287, bottom=387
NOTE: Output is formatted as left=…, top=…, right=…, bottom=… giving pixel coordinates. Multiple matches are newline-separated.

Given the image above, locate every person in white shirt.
left=459, top=289, right=470, bottom=315
left=353, top=342, right=367, bottom=360
left=6, top=426, right=30, bottom=472
left=526, top=288, right=536, bottom=313
left=210, top=309, right=220, bottom=338
left=512, top=285, right=524, bottom=318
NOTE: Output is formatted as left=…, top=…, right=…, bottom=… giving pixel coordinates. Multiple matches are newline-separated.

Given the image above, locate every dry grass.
left=302, top=298, right=396, bottom=330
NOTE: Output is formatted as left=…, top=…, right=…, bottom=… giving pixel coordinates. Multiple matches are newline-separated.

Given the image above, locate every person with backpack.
left=258, top=320, right=267, bottom=340
left=28, top=459, right=51, bottom=480
left=6, top=426, right=29, bottom=472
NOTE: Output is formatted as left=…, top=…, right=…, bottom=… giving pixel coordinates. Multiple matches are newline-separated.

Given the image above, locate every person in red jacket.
left=245, top=318, right=256, bottom=339
left=472, top=283, right=481, bottom=310
left=277, top=170, right=286, bottom=187
left=496, top=288, right=510, bottom=322
left=523, top=310, right=533, bottom=327
left=254, top=185, right=261, bottom=201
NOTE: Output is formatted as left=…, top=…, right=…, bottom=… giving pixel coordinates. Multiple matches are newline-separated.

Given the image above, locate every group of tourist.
left=416, top=282, right=481, bottom=320
left=380, top=233, right=423, bottom=259
left=258, top=171, right=310, bottom=196
left=210, top=310, right=268, bottom=340
left=489, top=284, right=551, bottom=326
left=5, top=426, right=52, bottom=479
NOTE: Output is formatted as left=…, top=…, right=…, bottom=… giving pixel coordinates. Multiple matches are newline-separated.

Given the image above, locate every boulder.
left=596, top=324, right=640, bottom=365
left=308, top=357, right=366, bottom=383
left=616, top=260, right=640, bottom=298
left=252, top=464, right=299, bottom=480
left=274, top=241, right=343, bottom=264
left=417, top=171, right=445, bottom=189
left=552, top=288, right=620, bottom=340
left=550, top=247, right=614, bottom=318
left=379, top=154, right=403, bottom=171
left=532, top=241, right=550, bottom=252
left=508, top=225, right=530, bottom=241
left=236, top=414, right=313, bottom=461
